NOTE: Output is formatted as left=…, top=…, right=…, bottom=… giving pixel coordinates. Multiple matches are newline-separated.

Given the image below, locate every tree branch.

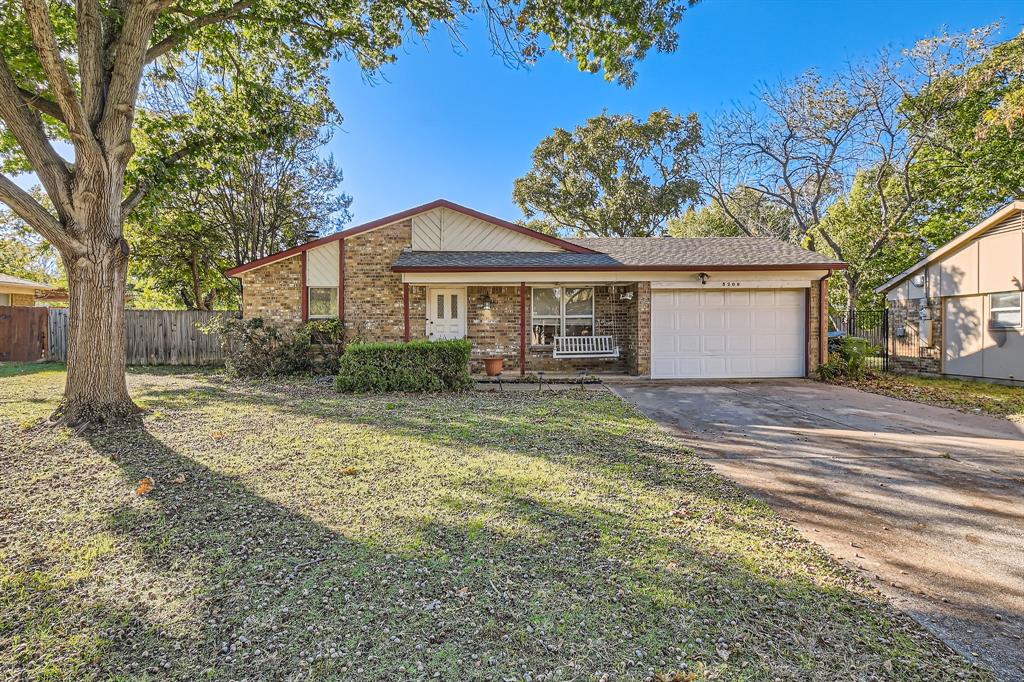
left=145, top=0, right=256, bottom=64
left=76, top=0, right=106, bottom=125
left=0, top=174, right=82, bottom=254
left=0, top=53, right=74, bottom=221
left=121, top=137, right=215, bottom=215
left=21, top=0, right=101, bottom=161
left=17, top=86, right=65, bottom=123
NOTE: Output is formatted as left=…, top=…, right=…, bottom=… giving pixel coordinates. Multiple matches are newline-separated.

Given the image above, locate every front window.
left=989, top=291, right=1022, bottom=329
left=531, top=287, right=594, bottom=345
left=0, top=293, right=9, bottom=306
left=308, top=287, right=338, bottom=318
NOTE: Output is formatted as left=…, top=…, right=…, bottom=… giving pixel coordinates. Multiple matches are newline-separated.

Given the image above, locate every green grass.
left=0, top=363, right=988, bottom=680
left=846, top=372, right=1024, bottom=422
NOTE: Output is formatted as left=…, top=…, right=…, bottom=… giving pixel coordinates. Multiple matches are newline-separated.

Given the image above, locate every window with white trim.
left=989, top=291, right=1022, bottom=329
left=0, top=293, right=10, bottom=306
left=308, top=287, right=339, bottom=318
left=531, top=287, right=594, bottom=345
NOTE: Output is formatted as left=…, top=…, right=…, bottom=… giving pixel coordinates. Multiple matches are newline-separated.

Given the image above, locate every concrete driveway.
left=609, top=379, right=1024, bottom=680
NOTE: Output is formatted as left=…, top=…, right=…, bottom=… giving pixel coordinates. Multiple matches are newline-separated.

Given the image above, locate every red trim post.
left=300, top=251, right=308, bottom=322
left=819, top=275, right=830, bottom=366
left=403, top=282, right=411, bottom=342
left=519, top=282, right=527, bottom=376
left=338, top=238, right=346, bottom=320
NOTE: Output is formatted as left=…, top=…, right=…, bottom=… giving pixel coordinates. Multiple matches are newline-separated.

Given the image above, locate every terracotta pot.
left=483, top=357, right=504, bottom=376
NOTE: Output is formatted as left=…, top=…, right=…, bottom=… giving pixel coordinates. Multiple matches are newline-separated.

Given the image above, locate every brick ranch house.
left=227, top=200, right=846, bottom=378
left=0, top=273, right=58, bottom=307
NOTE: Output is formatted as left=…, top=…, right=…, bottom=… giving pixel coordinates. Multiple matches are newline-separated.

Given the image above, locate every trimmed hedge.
left=335, top=339, right=473, bottom=393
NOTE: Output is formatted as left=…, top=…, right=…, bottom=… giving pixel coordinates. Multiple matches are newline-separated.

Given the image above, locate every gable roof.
left=0, top=273, right=58, bottom=290
left=225, top=199, right=596, bottom=277
left=392, top=237, right=846, bottom=272
left=875, top=200, right=1024, bottom=294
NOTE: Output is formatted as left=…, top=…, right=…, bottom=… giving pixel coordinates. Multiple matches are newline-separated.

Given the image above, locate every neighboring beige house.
left=0, top=273, right=57, bottom=307
left=227, top=199, right=846, bottom=378
left=876, top=201, right=1024, bottom=382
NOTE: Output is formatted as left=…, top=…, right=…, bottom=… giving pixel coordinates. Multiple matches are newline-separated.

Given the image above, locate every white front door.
left=427, top=288, right=467, bottom=340
left=651, top=288, right=806, bottom=378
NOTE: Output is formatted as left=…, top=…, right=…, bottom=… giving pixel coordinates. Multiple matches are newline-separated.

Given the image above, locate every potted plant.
left=482, top=356, right=504, bottom=376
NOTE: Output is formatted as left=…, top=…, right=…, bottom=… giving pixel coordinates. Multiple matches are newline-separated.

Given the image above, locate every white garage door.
left=651, top=289, right=806, bottom=379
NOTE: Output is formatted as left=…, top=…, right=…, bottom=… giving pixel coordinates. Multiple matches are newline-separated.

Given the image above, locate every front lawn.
left=0, top=364, right=986, bottom=680
left=841, top=372, right=1024, bottom=422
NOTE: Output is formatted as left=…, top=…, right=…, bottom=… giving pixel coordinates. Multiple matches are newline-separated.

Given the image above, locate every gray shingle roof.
left=568, top=237, right=843, bottom=267
left=392, top=251, right=620, bottom=269
left=392, top=237, right=843, bottom=270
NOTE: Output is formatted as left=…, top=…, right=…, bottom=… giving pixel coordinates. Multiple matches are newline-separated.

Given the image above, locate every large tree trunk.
left=53, top=157, right=139, bottom=426
left=58, top=236, right=136, bottom=425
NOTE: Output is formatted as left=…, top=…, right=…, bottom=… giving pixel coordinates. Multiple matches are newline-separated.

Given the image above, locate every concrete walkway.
left=610, top=379, right=1024, bottom=680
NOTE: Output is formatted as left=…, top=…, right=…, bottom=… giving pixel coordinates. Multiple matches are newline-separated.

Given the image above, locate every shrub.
left=202, top=316, right=313, bottom=378
left=335, top=339, right=473, bottom=393
left=816, top=335, right=878, bottom=382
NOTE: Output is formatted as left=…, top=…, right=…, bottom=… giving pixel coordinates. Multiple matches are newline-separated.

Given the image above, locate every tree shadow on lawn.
left=4, top=379, right=988, bottom=680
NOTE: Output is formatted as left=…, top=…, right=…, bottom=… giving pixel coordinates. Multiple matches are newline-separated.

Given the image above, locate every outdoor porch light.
left=481, top=293, right=493, bottom=311
left=697, top=272, right=710, bottom=285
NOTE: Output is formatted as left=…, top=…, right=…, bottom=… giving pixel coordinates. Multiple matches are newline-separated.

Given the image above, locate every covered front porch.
left=398, top=280, right=649, bottom=376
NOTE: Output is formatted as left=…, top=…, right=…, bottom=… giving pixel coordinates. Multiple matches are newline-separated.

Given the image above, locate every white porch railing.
left=552, top=335, right=620, bottom=358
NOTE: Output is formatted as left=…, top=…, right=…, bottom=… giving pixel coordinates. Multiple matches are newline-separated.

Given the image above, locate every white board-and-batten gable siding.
left=411, top=207, right=563, bottom=252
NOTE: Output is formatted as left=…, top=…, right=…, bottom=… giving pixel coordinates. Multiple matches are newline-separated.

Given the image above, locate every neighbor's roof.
left=392, top=237, right=845, bottom=272
left=0, top=273, right=58, bottom=290
left=875, top=200, right=1024, bottom=294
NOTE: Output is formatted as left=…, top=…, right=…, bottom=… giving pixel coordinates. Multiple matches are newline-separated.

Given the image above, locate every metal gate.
left=832, top=308, right=889, bottom=371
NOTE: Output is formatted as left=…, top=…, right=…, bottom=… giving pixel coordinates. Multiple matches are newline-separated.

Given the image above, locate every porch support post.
left=403, top=282, right=411, bottom=342
left=300, top=250, right=308, bottom=322
left=338, top=238, right=345, bottom=321
left=519, top=282, right=527, bottom=376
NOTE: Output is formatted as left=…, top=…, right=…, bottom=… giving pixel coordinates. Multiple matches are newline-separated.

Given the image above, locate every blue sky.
left=325, top=0, right=1021, bottom=227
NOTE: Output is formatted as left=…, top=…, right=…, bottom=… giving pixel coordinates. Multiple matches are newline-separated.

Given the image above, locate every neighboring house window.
left=531, top=287, right=594, bottom=345
left=0, top=293, right=9, bottom=306
left=308, top=287, right=338, bottom=318
left=989, top=291, right=1022, bottom=329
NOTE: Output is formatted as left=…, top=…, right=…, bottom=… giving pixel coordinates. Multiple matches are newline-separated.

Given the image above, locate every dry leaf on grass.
left=135, top=476, right=154, bottom=496
left=339, top=466, right=358, bottom=476
left=211, top=431, right=225, bottom=441
left=172, top=474, right=186, bottom=484
left=655, top=672, right=697, bottom=682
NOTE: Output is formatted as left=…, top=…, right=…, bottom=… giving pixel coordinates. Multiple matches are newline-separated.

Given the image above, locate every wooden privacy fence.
left=0, top=306, right=49, bottom=362
left=46, top=309, right=236, bottom=365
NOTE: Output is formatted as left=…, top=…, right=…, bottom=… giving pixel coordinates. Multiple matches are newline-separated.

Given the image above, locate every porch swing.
left=552, top=335, right=620, bottom=358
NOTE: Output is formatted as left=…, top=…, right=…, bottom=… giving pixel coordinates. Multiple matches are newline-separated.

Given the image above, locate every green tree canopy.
left=907, top=28, right=1024, bottom=246
left=513, top=108, right=702, bottom=237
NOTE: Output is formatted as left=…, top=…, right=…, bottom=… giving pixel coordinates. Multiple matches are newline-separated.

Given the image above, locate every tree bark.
left=58, top=236, right=137, bottom=424
left=844, top=272, right=860, bottom=322
left=53, top=159, right=138, bottom=425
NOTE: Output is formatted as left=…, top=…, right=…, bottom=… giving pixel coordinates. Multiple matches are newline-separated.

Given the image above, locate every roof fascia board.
left=393, top=263, right=847, bottom=273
